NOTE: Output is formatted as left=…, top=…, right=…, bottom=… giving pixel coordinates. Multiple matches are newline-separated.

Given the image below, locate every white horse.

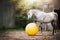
left=27, top=9, right=58, bottom=35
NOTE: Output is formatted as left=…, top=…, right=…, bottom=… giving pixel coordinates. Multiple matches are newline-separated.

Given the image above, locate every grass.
left=0, top=27, right=25, bottom=32
left=1, top=26, right=59, bottom=32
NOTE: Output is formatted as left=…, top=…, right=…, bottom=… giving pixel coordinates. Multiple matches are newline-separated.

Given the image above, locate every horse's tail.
left=54, top=12, right=58, bottom=21
left=53, top=12, right=58, bottom=29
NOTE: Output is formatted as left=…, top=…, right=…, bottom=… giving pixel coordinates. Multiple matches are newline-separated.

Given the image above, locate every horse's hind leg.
left=51, top=20, right=56, bottom=35
left=51, top=21, right=54, bottom=35
left=52, top=25, right=56, bottom=35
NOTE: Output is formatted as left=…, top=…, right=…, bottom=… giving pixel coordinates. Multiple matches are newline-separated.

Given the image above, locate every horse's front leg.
left=45, top=23, right=47, bottom=31
left=43, top=23, right=47, bottom=31
left=40, top=25, right=43, bottom=33
left=39, top=23, right=43, bottom=33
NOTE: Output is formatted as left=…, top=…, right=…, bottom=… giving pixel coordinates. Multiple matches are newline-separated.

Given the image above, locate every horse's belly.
left=37, top=16, right=45, bottom=22
left=43, top=15, right=54, bottom=22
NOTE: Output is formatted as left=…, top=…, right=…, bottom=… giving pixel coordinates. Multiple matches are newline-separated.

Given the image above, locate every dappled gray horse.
left=27, top=9, right=58, bottom=35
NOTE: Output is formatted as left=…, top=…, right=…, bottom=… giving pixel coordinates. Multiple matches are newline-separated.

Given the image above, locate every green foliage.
left=10, top=0, right=45, bottom=29
left=16, top=10, right=27, bottom=20
left=15, top=9, right=28, bottom=29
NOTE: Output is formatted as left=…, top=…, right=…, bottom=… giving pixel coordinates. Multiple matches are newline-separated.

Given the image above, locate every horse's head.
left=27, top=10, right=33, bottom=20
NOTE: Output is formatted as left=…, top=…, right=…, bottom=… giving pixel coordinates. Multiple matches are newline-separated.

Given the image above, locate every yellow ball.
left=25, top=23, right=39, bottom=36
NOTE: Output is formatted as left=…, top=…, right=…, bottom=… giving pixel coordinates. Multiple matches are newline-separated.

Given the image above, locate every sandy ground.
left=0, top=30, right=60, bottom=40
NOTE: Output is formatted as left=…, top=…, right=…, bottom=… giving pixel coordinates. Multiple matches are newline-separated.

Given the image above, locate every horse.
left=27, top=9, right=58, bottom=35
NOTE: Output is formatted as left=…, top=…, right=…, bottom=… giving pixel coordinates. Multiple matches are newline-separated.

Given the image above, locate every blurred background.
left=0, top=0, right=60, bottom=30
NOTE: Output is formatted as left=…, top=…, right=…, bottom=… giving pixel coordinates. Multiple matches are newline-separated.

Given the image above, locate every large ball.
left=25, top=23, right=39, bottom=36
